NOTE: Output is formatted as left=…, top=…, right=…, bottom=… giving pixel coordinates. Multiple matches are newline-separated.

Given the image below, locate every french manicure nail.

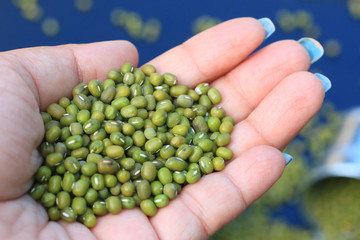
left=298, top=37, right=324, bottom=64
left=258, top=18, right=275, bottom=40
left=314, top=73, right=332, bottom=93
left=282, top=153, right=293, bottom=165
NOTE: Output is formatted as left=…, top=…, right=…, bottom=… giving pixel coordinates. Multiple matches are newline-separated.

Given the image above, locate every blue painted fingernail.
left=283, top=153, right=293, bottom=165
left=258, top=18, right=275, bottom=40
left=298, top=37, right=324, bottom=64
left=314, top=73, right=332, bottom=93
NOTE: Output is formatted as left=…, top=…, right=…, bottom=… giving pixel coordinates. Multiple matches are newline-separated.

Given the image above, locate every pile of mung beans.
left=30, top=62, right=234, bottom=227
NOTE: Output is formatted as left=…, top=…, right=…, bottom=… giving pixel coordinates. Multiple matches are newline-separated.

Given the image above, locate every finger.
left=150, top=145, right=285, bottom=239
left=212, top=39, right=313, bottom=122
left=92, top=209, right=158, bottom=240
left=228, top=71, right=325, bottom=157
left=147, top=17, right=267, bottom=87
left=1, top=40, right=138, bottom=110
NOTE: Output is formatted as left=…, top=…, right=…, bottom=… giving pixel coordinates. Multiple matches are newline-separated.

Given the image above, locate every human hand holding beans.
left=0, top=17, right=329, bottom=240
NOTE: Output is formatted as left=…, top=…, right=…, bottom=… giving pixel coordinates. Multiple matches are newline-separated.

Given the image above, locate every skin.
left=0, top=17, right=324, bottom=240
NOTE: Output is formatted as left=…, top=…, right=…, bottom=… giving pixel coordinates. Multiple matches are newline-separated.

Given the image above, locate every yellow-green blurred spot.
left=324, top=39, right=342, bottom=58
left=304, top=177, right=360, bottom=239
left=41, top=17, right=60, bottom=37
left=142, top=18, right=162, bottom=44
left=110, top=8, right=126, bottom=26
left=74, top=0, right=93, bottom=13
left=124, top=12, right=143, bottom=39
left=110, top=8, right=162, bottom=44
left=348, top=0, right=360, bottom=19
left=21, top=4, right=43, bottom=22
left=276, top=9, right=297, bottom=33
left=192, top=15, right=221, bottom=35
left=294, top=10, right=313, bottom=29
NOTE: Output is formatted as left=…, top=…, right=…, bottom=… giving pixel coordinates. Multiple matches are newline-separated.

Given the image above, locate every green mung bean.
left=92, top=201, right=108, bottom=216
left=41, top=192, right=56, bottom=208
left=140, top=199, right=157, bottom=216
left=32, top=62, right=235, bottom=227
left=108, top=69, right=123, bottom=83
left=48, top=175, right=62, bottom=194
left=72, top=197, right=87, bottom=215
left=61, top=207, right=78, bottom=223
left=47, top=103, right=65, bottom=120
left=116, top=170, right=130, bottom=183
left=121, top=196, right=136, bottom=209
left=106, top=196, right=122, bottom=214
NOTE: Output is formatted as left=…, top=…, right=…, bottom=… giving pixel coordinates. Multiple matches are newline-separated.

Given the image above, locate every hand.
left=0, top=17, right=327, bottom=240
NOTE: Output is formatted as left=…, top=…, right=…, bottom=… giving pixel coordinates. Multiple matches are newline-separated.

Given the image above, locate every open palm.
left=0, top=18, right=326, bottom=240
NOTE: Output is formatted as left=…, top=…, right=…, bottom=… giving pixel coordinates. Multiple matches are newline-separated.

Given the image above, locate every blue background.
left=0, top=0, right=359, bottom=112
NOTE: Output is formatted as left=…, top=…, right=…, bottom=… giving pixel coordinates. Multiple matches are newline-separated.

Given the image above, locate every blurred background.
left=1, top=0, right=360, bottom=239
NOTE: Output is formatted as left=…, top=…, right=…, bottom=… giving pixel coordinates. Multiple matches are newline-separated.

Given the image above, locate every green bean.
left=30, top=184, right=46, bottom=200
left=41, top=192, right=56, bottom=207
left=165, top=157, right=188, bottom=171
left=173, top=171, right=186, bottom=184
left=61, top=207, right=78, bottom=223
left=48, top=175, right=62, bottom=194
left=141, top=161, right=157, bottom=181
left=47, top=103, right=65, bottom=120
left=104, top=174, right=117, bottom=188
left=156, top=99, right=173, bottom=112
left=98, top=187, right=109, bottom=200
left=141, top=64, right=156, bottom=76
left=41, top=112, right=52, bottom=124
left=186, top=169, right=201, bottom=184
left=62, top=172, right=76, bottom=192
left=106, top=196, right=122, bottom=214
left=198, top=139, right=214, bottom=152
left=104, top=120, right=122, bottom=134
left=83, top=213, right=97, bottom=228
left=207, top=88, right=222, bottom=104
left=92, top=201, right=108, bottom=216
left=140, top=199, right=157, bottom=216
left=35, top=166, right=52, bottom=183
left=110, top=182, right=121, bottom=196
left=105, top=105, right=118, bottom=120
left=100, top=86, right=116, bottom=104
left=163, top=182, right=179, bottom=200
left=46, top=152, right=63, bottom=167
left=120, top=105, right=138, bottom=118
left=88, top=79, right=103, bottom=97
left=216, top=147, right=233, bottom=160
left=219, top=120, right=234, bottom=134
left=192, top=116, right=209, bottom=133
left=85, top=188, right=98, bottom=205
left=98, top=158, right=120, bottom=174
left=136, top=180, right=151, bottom=200
left=145, top=137, right=163, bottom=153
left=72, top=179, right=90, bottom=197
left=72, top=197, right=87, bottom=215
left=158, top=167, right=173, bottom=185
left=189, top=146, right=203, bottom=163
left=195, top=83, right=210, bottom=95
left=108, top=69, right=123, bottom=83
left=199, top=156, right=214, bottom=174
left=213, top=157, right=225, bottom=171
left=121, top=181, right=135, bottom=197
left=121, top=196, right=136, bottom=209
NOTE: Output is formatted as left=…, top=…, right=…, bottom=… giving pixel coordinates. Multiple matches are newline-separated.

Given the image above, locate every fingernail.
left=298, top=37, right=324, bottom=64
left=258, top=18, right=275, bottom=40
left=282, top=153, right=293, bottom=165
left=314, top=73, right=332, bottom=93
